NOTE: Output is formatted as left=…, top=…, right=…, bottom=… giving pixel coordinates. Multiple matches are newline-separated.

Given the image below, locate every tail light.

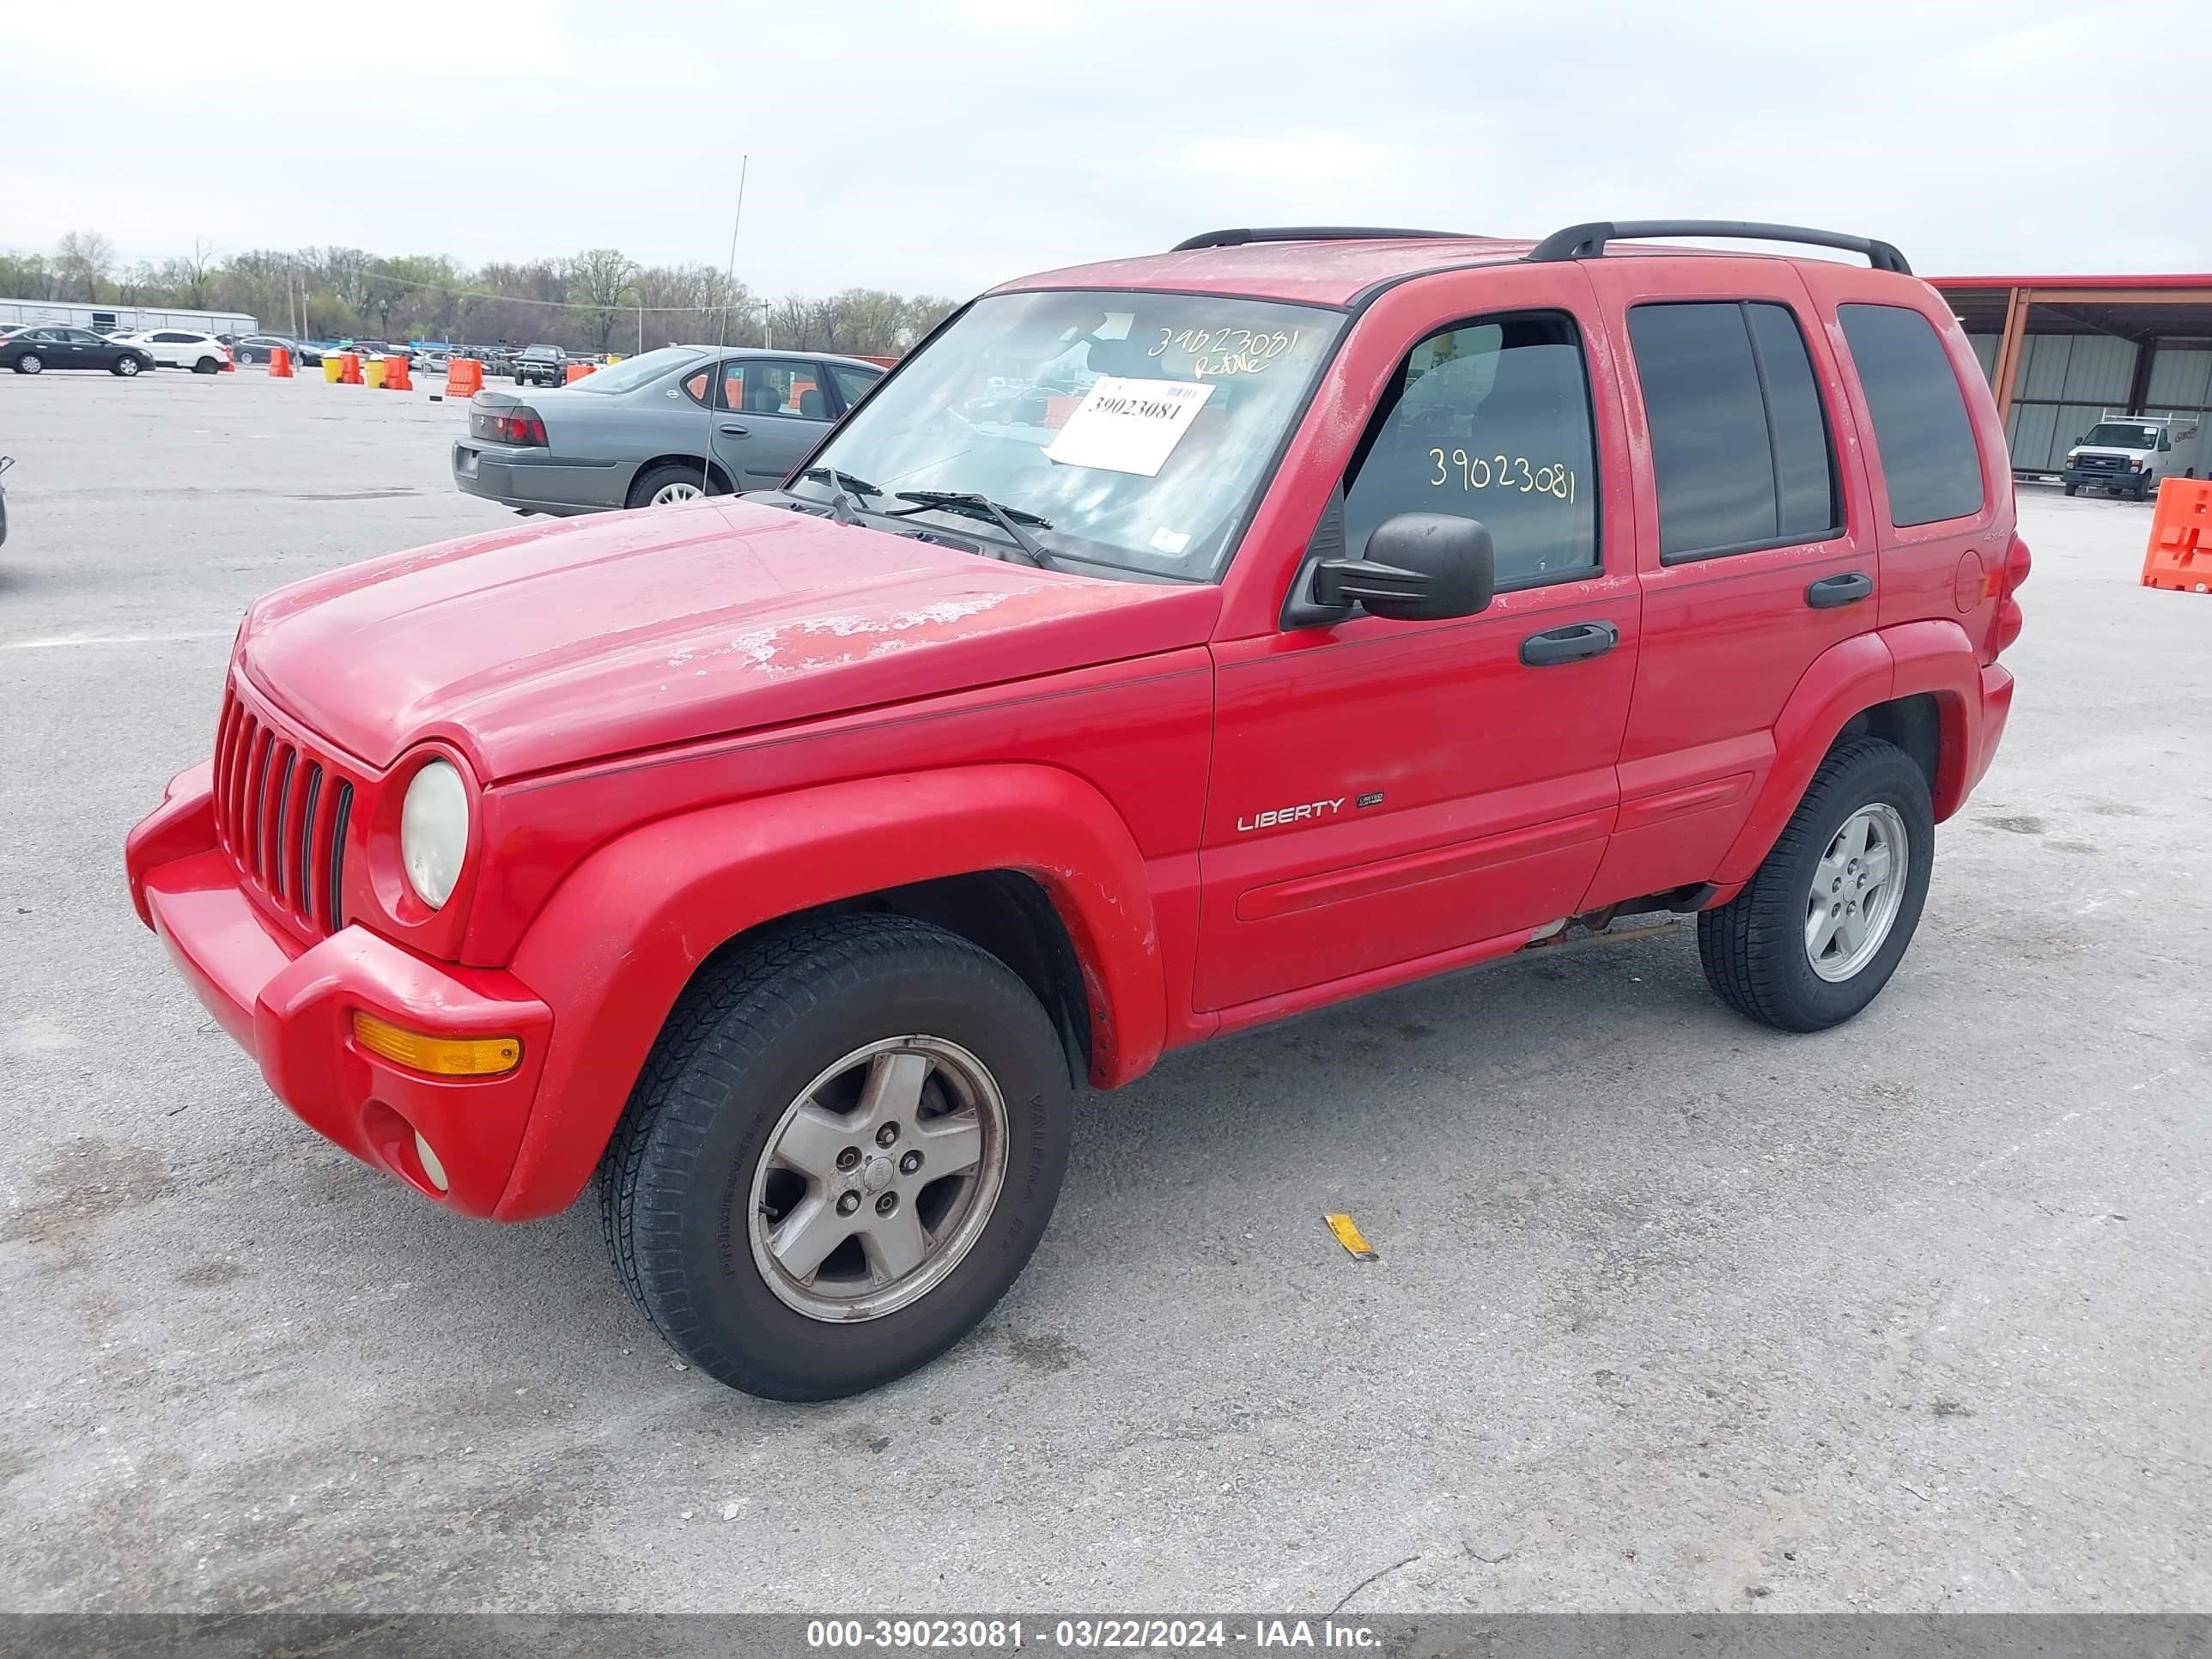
left=471, top=404, right=548, bottom=446
left=1987, top=532, right=2030, bottom=658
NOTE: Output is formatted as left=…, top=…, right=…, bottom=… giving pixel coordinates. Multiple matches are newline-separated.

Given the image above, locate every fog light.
left=351, top=1012, right=520, bottom=1076
left=413, top=1131, right=449, bottom=1194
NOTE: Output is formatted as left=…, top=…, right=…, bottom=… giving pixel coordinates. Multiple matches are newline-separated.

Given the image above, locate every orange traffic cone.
left=270, top=347, right=294, bottom=378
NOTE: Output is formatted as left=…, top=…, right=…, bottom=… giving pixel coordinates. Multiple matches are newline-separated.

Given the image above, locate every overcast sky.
left=8, top=0, right=2209, bottom=298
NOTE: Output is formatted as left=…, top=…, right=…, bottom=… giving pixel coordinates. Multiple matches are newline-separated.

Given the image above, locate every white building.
left=0, top=297, right=258, bottom=336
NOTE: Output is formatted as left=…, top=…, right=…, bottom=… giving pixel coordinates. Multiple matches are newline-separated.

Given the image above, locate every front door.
left=705, top=357, right=838, bottom=487
left=1195, top=280, right=1641, bottom=1014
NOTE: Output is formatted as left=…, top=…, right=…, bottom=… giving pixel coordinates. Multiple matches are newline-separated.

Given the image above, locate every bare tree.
left=54, top=230, right=117, bottom=301
left=567, top=246, right=641, bottom=352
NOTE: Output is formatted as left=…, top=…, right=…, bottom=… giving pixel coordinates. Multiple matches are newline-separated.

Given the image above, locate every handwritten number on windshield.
left=1147, top=325, right=1301, bottom=378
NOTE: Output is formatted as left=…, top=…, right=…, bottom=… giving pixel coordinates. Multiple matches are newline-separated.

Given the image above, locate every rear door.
left=1793, top=264, right=2010, bottom=645
left=1577, top=259, right=1880, bottom=909
left=706, top=357, right=838, bottom=486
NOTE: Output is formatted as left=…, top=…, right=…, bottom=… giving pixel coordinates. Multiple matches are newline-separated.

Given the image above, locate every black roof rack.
left=1527, top=220, right=1911, bottom=275
left=1172, top=226, right=1475, bottom=252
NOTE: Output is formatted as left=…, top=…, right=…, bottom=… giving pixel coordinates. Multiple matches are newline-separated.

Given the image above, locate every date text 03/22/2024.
left=804, top=1616, right=1384, bottom=1650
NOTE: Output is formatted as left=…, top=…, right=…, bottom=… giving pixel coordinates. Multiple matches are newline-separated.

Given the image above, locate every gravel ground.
left=0, top=370, right=2206, bottom=1614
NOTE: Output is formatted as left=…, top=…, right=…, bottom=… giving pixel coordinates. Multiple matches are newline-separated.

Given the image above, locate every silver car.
left=451, top=345, right=884, bottom=515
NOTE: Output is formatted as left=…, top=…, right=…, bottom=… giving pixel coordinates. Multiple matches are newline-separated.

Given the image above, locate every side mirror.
left=1310, top=512, right=1496, bottom=623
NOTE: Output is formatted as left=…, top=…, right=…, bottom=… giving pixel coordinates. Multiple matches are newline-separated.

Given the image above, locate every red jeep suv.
left=126, top=221, right=2024, bottom=1400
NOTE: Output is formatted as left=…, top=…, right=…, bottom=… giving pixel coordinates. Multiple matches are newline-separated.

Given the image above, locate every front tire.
left=600, top=915, right=1073, bottom=1401
left=2063, top=482, right=2078, bottom=496
left=1697, top=737, right=1934, bottom=1032
left=112, top=355, right=142, bottom=377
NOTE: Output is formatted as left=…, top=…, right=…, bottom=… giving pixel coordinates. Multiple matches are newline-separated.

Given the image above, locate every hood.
left=239, top=500, right=1220, bottom=781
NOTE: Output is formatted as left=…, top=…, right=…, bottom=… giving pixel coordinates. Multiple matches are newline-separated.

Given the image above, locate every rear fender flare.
left=1712, top=632, right=1893, bottom=886
left=495, top=764, right=1163, bottom=1220
left=1883, top=618, right=1988, bottom=820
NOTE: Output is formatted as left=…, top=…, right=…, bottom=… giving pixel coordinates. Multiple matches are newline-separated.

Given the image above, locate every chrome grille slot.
left=210, top=678, right=362, bottom=939
left=326, top=781, right=354, bottom=930
left=294, top=764, right=323, bottom=924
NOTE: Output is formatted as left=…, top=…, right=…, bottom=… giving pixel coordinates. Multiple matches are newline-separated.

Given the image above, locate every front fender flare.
left=495, top=764, right=1164, bottom=1220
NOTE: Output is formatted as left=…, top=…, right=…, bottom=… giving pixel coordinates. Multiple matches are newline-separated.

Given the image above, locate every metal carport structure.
left=1933, top=275, right=2212, bottom=477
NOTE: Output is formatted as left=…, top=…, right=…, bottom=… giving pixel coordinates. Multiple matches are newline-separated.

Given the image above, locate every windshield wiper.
left=798, top=465, right=880, bottom=525
left=799, top=465, right=883, bottom=498
left=891, top=491, right=1056, bottom=568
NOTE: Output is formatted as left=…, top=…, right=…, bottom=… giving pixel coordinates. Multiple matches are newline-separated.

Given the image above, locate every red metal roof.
left=1931, top=273, right=2212, bottom=290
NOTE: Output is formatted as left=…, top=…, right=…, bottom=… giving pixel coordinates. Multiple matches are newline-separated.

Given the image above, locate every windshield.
left=568, top=345, right=700, bottom=394
left=796, top=289, right=1344, bottom=580
left=2081, top=423, right=2160, bottom=448
left=524, top=345, right=560, bottom=359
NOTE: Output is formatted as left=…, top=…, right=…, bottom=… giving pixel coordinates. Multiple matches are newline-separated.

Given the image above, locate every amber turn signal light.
left=351, top=1012, right=520, bottom=1077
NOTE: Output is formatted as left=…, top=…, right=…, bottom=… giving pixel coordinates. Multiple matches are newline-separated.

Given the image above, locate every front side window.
left=1342, top=313, right=1599, bottom=588
left=1838, top=303, right=1984, bottom=527
left=797, top=289, right=1346, bottom=580
left=1628, top=301, right=1840, bottom=561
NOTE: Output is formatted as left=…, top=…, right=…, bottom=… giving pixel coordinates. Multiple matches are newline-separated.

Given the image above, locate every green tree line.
left=2, top=232, right=959, bottom=357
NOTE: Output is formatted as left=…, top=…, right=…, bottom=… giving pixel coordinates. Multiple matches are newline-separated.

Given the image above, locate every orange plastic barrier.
left=2142, top=478, right=2212, bottom=594
left=269, top=347, right=293, bottom=379
left=338, top=352, right=363, bottom=386
left=445, top=358, right=483, bottom=398
left=564, top=362, right=593, bottom=384
left=383, top=355, right=413, bottom=391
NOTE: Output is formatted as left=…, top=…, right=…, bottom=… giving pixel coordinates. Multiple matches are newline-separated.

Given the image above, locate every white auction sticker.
left=1044, top=376, right=1214, bottom=477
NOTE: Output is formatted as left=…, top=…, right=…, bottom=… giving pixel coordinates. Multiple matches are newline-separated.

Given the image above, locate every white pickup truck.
left=2061, top=410, right=2203, bottom=500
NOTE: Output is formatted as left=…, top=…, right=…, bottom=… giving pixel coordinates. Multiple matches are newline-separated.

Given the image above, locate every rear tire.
left=15, top=354, right=42, bottom=375
left=628, top=461, right=720, bottom=508
left=192, top=356, right=220, bottom=374
left=599, top=915, right=1073, bottom=1401
left=1697, top=737, right=1934, bottom=1033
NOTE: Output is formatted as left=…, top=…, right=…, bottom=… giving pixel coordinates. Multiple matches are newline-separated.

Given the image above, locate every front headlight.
left=2064, top=451, right=2080, bottom=463
left=400, top=760, right=469, bottom=909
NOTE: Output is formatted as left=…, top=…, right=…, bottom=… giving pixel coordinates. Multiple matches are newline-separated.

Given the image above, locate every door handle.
left=1806, top=571, right=1873, bottom=609
left=718, top=422, right=749, bottom=437
left=1519, top=619, right=1620, bottom=666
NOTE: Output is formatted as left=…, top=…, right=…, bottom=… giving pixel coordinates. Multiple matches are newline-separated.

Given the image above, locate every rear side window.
left=1838, top=303, right=1984, bottom=526
left=1627, top=301, right=1840, bottom=561
left=1342, top=312, right=1599, bottom=588
left=830, top=364, right=879, bottom=409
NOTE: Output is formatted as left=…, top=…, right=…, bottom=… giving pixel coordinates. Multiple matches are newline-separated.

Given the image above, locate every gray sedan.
left=450, top=345, right=884, bottom=516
